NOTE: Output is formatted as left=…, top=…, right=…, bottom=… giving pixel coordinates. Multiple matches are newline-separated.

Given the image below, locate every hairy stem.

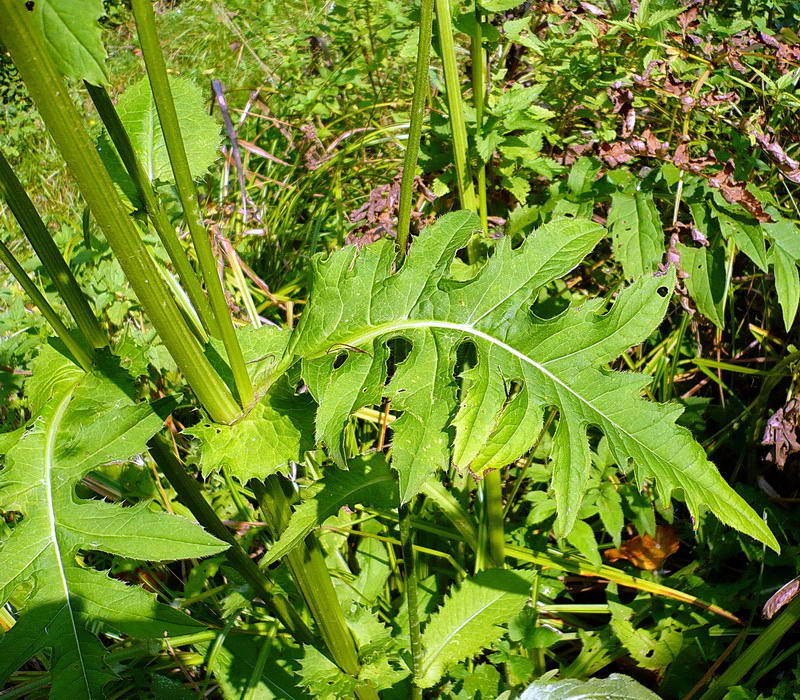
left=0, top=2, right=240, bottom=423
left=399, top=501, right=424, bottom=698
left=130, top=0, right=253, bottom=407
left=0, top=149, right=106, bottom=349
left=0, top=239, right=93, bottom=371
left=434, top=0, right=477, bottom=213
left=396, top=0, right=434, bottom=262
left=148, top=435, right=313, bottom=645
left=85, top=82, right=218, bottom=338
left=469, top=8, right=489, bottom=234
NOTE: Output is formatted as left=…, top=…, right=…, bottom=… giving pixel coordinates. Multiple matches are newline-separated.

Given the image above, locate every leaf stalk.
left=130, top=0, right=254, bottom=407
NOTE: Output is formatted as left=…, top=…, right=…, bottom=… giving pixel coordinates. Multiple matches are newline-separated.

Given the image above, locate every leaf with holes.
left=280, top=210, right=776, bottom=549
left=0, top=351, right=227, bottom=697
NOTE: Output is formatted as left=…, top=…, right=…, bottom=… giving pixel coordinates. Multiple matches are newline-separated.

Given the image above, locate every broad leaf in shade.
left=99, top=75, right=221, bottom=188
left=608, top=188, right=664, bottom=279
left=200, top=635, right=309, bottom=700
left=261, top=453, right=395, bottom=567
left=285, top=210, right=778, bottom=549
left=0, top=353, right=227, bottom=697
left=29, top=0, right=108, bottom=86
left=418, top=568, right=531, bottom=688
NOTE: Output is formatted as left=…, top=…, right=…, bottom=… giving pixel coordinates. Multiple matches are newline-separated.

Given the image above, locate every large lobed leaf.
left=285, top=210, right=777, bottom=549
left=0, top=350, right=227, bottom=697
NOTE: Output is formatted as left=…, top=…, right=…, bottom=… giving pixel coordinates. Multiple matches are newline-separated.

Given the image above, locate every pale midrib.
left=330, top=320, right=690, bottom=485
left=420, top=589, right=511, bottom=678
left=44, top=386, right=92, bottom=695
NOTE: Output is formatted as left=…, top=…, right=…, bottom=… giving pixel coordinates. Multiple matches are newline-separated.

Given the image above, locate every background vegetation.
left=2, top=0, right=800, bottom=697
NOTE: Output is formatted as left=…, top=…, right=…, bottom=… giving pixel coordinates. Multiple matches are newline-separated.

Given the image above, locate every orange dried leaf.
left=604, top=525, right=679, bottom=570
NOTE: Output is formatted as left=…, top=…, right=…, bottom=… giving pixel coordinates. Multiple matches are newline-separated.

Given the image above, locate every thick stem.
left=396, top=0, right=434, bottom=262
left=253, top=477, right=379, bottom=700
left=130, top=0, right=253, bottom=407
left=85, top=83, right=218, bottom=338
left=0, top=239, right=93, bottom=371
left=484, top=469, right=506, bottom=568
left=399, top=501, right=423, bottom=699
left=0, top=2, right=240, bottom=424
left=148, top=436, right=313, bottom=645
left=0, top=149, right=106, bottom=349
left=434, top=0, right=477, bottom=213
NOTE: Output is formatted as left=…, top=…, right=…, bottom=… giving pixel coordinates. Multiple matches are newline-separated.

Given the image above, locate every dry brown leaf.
left=604, top=525, right=680, bottom=570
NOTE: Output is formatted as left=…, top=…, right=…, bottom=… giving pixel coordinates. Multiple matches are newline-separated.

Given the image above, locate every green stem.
left=484, top=469, right=505, bottom=568
left=396, top=0, right=434, bottom=262
left=434, top=0, right=477, bottom=213
left=252, top=477, right=379, bottom=700
left=420, top=481, right=479, bottom=550
left=699, top=595, right=800, bottom=700
left=130, top=0, right=253, bottom=408
left=0, top=2, right=240, bottom=424
left=147, top=436, right=313, bottom=645
left=468, top=8, right=489, bottom=234
left=85, top=82, right=218, bottom=338
left=0, top=239, right=93, bottom=371
left=399, top=501, right=423, bottom=698
left=0, top=148, right=106, bottom=349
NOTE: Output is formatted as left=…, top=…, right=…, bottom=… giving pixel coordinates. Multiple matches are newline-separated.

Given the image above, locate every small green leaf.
left=608, top=188, right=664, bottom=279
left=566, top=520, right=601, bottom=566
left=715, top=206, right=768, bottom=272
left=187, top=376, right=315, bottom=482
left=768, top=245, right=800, bottom=332
left=678, top=243, right=727, bottom=329
left=418, top=568, right=532, bottom=688
left=480, top=0, right=526, bottom=11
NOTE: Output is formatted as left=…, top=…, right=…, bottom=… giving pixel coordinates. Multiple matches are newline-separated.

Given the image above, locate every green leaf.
left=519, top=673, right=660, bottom=699
left=763, top=215, right=800, bottom=330
left=566, top=520, right=601, bottom=567
left=0, top=357, right=227, bottom=696
left=480, top=0, right=526, bottom=11
left=715, top=207, right=768, bottom=272
left=768, top=245, right=800, bottom=332
left=106, top=75, right=221, bottom=185
left=678, top=243, right=727, bottom=328
left=418, top=568, right=532, bottom=688
left=261, top=453, right=395, bottom=566
left=284, top=211, right=777, bottom=550
left=29, top=0, right=108, bottom=85
left=608, top=189, right=664, bottom=279
left=187, top=375, right=315, bottom=482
